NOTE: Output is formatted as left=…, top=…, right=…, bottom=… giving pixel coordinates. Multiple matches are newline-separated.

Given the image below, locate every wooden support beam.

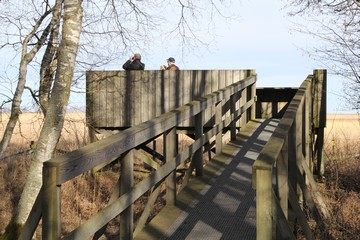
left=120, top=150, right=134, bottom=240
left=194, top=110, right=204, bottom=176
left=42, top=166, right=61, bottom=239
left=256, top=169, right=274, bottom=240
left=164, top=127, right=177, bottom=205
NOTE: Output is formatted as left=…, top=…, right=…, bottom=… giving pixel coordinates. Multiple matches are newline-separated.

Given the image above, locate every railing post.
left=313, top=69, right=327, bottom=176
left=250, top=74, right=257, bottom=120
left=240, top=88, right=247, bottom=129
left=230, top=93, right=237, bottom=141
left=164, top=127, right=177, bottom=205
left=42, top=166, right=61, bottom=240
left=288, top=122, right=297, bottom=232
left=120, top=150, right=134, bottom=240
left=276, top=134, right=289, bottom=220
left=215, top=100, right=223, bottom=154
left=194, top=110, right=204, bottom=176
left=305, top=83, right=313, bottom=175
left=256, top=168, right=274, bottom=240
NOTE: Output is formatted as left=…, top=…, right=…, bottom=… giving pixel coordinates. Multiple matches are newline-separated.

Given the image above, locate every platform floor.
left=134, top=119, right=279, bottom=240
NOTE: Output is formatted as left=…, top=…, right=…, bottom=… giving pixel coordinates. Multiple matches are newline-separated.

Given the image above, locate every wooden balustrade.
left=252, top=69, right=328, bottom=239
left=38, top=73, right=257, bottom=240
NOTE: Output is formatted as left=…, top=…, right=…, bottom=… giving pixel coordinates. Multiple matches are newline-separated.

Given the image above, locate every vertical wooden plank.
left=98, top=73, right=108, bottom=127
left=211, top=70, right=219, bottom=92
left=123, top=72, right=132, bottom=127
left=218, top=70, right=226, bottom=89
left=176, top=70, right=184, bottom=108
left=203, top=70, right=213, bottom=126
left=182, top=70, right=192, bottom=126
left=208, top=70, right=219, bottom=127
left=277, top=135, right=289, bottom=220
left=250, top=74, right=257, bottom=120
left=149, top=71, right=157, bottom=120
left=155, top=70, right=163, bottom=117
left=113, top=71, right=123, bottom=127
left=230, top=94, right=236, bottom=141
left=256, top=169, right=274, bottom=240
left=106, top=72, right=115, bottom=127
left=164, top=128, right=177, bottom=205
left=141, top=71, right=150, bottom=123
left=163, top=70, right=170, bottom=113
left=134, top=71, right=142, bottom=125
left=305, top=85, right=312, bottom=174
left=194, top=70, right=201, bottom=99
left=240, top=88, right=247, bottom=129
left=313, top=69, right=327, bottom=176
left=168, top=71, right=177, bottom=111
left=215, top=100, right=223, bottom=154
left=296, top=99, right=305, bottom=198
left=313, top=69, right=327, bottom=129
left=120, top=150, right=134, bottom=240
left=225, top=69, right=233, bottom=87
left=42, top=166, right=61, bottom=239
left=194, top=110, right=204, bottom=176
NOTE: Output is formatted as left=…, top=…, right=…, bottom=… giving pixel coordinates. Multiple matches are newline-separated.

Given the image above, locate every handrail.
left=252, top=69, right=327, bottom=239
left=39, top=75, right=257, bottom=239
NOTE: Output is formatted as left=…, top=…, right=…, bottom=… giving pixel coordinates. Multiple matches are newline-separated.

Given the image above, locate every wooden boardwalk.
left=134, top=119, right=279, bottom=240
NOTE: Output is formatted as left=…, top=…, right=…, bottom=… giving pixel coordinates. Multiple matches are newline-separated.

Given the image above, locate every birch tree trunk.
left=4, top=0, right=83, bottom=238
left=0, top=9, right=52, bottom=158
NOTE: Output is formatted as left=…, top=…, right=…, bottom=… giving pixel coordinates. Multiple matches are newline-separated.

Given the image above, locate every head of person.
left=167, top=57, right=175, bottom=65
left=133, top=53, right=141, bottom=60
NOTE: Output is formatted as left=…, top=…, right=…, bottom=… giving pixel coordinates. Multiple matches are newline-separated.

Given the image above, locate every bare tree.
left=0, top=3, right=53, bottom=157
left=286, top=0, right=360, bottom=112
left=0, top=0, right=237, bottom=238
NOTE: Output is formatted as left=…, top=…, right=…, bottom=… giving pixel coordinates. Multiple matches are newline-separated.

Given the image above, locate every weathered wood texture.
left=252, top=69, right=328, bottom=240
left=37, top=75, right=257, bottom=240
left=86, top=70, right=255, bottom=128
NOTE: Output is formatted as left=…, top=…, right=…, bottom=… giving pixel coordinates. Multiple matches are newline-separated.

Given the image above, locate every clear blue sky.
left=0, top=1, right=355, bottom=114
left=120, top=0, right=353, bottom=114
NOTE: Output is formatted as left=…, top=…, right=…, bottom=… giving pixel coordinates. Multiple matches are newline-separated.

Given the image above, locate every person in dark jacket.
left=122, top=53, right=145, bottom=70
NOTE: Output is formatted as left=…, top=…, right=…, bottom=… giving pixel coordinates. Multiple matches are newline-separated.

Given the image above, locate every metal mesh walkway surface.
left=134, top=119, right=279, bottom=240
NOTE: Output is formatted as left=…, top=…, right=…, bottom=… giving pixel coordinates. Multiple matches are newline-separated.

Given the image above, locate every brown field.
left=0, top=113, right=359, bottom=239
left=324, top=114, right=360, bottom=155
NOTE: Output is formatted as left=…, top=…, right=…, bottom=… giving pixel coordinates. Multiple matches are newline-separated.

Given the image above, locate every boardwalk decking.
left=134, top=119, right=279, bottom=240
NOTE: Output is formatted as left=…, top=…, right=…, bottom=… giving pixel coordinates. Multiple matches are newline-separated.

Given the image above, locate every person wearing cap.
left=160, top=57, right=179, bottom=70
left=123, top=53, right=145, bottom=70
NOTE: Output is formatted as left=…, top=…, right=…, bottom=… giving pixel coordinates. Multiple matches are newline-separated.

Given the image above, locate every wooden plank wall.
left=86, top=70, right=256, bottom=128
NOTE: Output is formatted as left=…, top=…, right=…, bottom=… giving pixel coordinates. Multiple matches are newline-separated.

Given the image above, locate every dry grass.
left=0, top=113, right=359, bottom=239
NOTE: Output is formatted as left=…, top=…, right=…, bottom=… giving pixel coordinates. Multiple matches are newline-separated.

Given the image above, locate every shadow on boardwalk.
left=135, top=119, right=279, bottom=240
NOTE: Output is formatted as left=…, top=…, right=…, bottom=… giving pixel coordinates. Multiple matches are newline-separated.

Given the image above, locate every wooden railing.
left=252, top=69, right=328, bottom=239
left=21, top=75, right=256, bottom=239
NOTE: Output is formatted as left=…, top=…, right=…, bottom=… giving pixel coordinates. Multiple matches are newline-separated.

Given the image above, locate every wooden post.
left=164, top=127, right=177, bottom=205
left=42, top=166, right=61, bottom=240
left=120, top=150, right=134, bottom=240
left=194, top=110, right=204, bottom=176
left=277, top=135, right=289, bottom=220
left=256, top=168, right=274, bottom=240
left=313, top=69, right=327, bottom=176
left=230, top=93, right=237, bottom=141
left=215, top=100, right=223, bottom=155
left=305, top=84, right=312, bottom=177
left=240, top=88, right=247, bottom=129
left=288, top=122, right=297, bottom=232
left=250, top=78, right=257, bottom=120
left=296, top=100, right=305, bottom=200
